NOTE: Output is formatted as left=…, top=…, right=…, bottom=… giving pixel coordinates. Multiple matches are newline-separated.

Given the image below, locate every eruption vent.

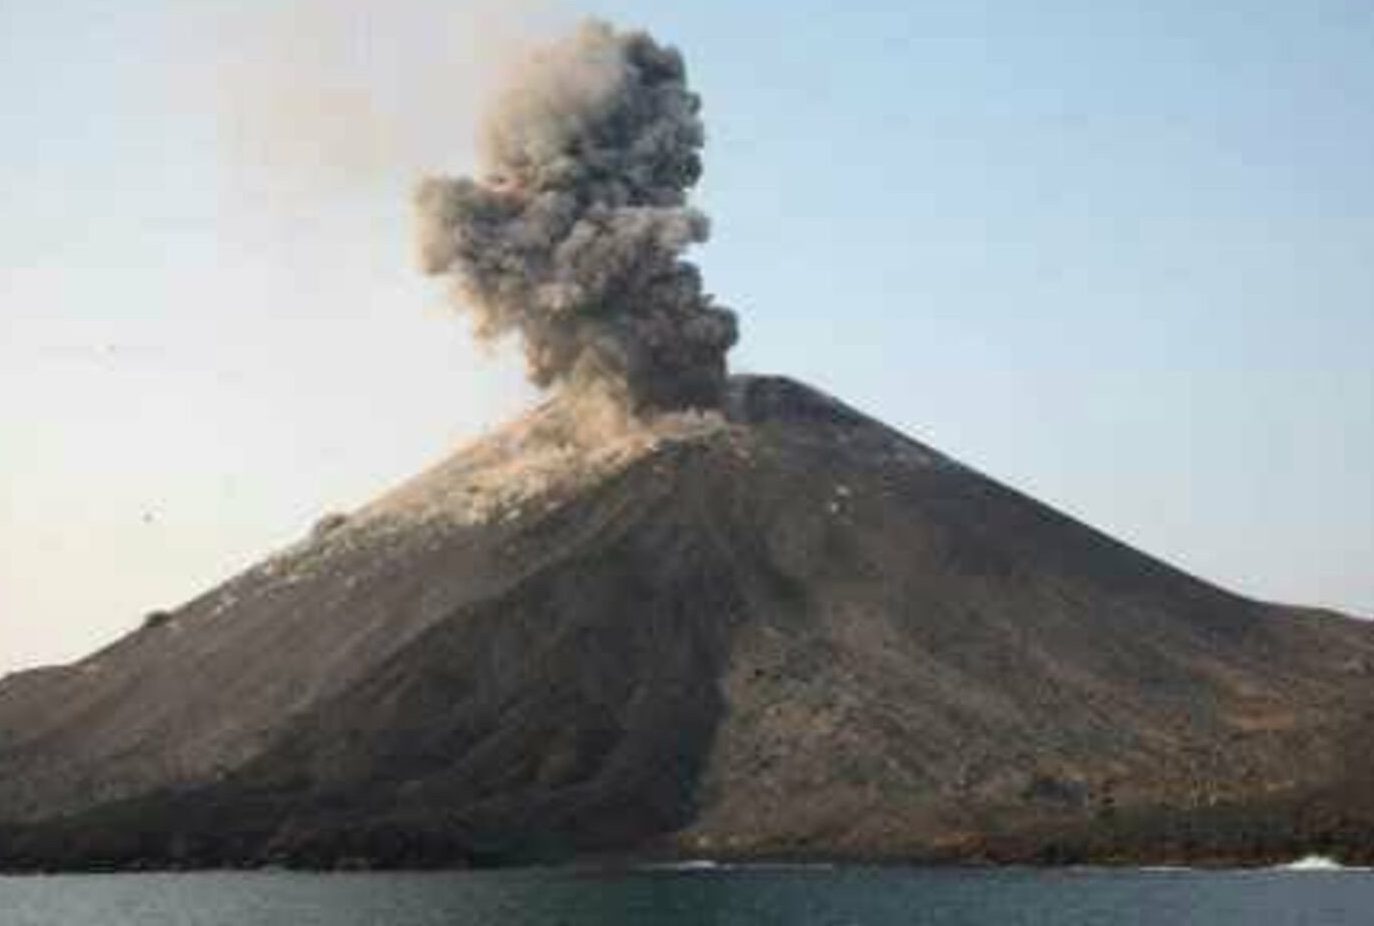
left=415, top=19, right=738, bottom=415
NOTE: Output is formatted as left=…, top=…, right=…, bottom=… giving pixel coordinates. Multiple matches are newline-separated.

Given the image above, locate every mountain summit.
left=2, top=376, right=1373, bottom=869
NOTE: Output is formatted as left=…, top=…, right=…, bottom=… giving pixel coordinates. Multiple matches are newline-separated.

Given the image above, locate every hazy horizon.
left=3, top=0, right=1372, bottom=675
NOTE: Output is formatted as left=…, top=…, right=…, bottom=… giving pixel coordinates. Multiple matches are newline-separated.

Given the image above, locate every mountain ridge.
left=2, top=375, right=1372, bottom=870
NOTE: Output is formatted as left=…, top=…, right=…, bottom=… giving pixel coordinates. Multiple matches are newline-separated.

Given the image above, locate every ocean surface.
left=2, top=865, right=1372, bottom=926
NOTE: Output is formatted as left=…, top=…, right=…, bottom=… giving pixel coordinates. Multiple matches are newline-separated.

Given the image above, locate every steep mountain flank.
left=2, top=376, right=1373, bottom=869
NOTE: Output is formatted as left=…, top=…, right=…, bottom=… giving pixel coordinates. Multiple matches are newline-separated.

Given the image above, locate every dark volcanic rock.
left=2, top=375, right=1373, bottom=870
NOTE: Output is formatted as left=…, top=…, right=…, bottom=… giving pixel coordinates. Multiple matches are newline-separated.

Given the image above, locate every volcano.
left=2, top=375, right=1373, bottom=870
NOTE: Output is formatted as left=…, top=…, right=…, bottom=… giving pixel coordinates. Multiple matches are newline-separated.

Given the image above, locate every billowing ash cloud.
left=415, top=19, right=738, bottom=415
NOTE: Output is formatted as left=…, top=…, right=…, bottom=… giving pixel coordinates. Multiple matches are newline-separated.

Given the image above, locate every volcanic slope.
left=2, top=375, right=1374, bottom=868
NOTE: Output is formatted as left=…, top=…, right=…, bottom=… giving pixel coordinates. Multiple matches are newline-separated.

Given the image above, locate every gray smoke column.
left=415, top=19, right=738, bottom=415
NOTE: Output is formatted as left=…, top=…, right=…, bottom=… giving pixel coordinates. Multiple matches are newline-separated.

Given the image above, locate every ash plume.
left=415, top=19, right=738, bottom=416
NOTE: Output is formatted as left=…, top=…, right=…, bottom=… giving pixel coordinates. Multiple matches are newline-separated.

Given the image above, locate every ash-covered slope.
left=3, top=376, right=1374, bottom=869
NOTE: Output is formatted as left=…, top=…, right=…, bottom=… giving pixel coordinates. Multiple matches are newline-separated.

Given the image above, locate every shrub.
left=143, top=610, right=172, bottom=630
left=311, top=512, right=349, bottom=540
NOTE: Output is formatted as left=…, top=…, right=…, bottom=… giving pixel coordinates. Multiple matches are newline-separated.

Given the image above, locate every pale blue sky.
left=2, top=0, right=1371, bottom=673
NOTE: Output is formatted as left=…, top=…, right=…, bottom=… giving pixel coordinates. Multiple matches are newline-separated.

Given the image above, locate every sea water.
left=2, top=865, right=1372, bottom=925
